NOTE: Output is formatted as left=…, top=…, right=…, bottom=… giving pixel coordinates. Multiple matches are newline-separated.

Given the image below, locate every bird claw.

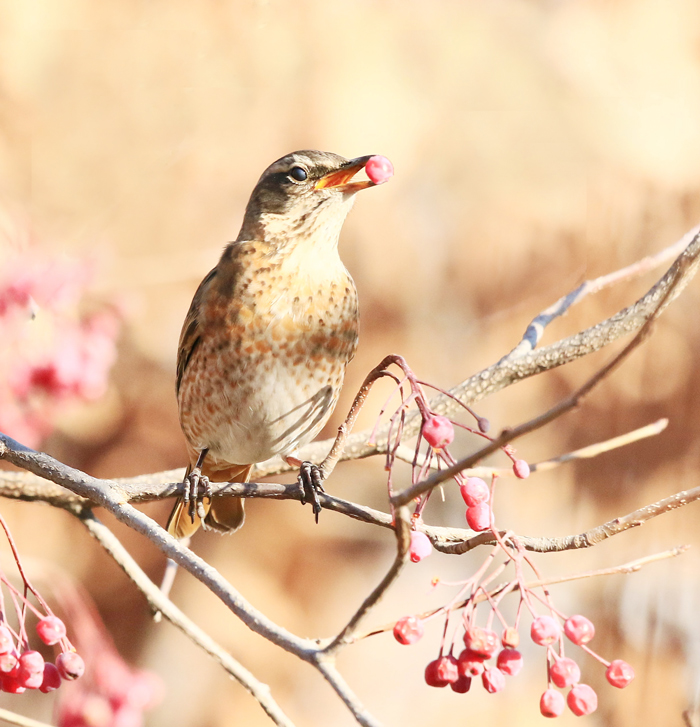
left=298, top=461, right=325, bottom=524
left=182, top=468, right=211, bottom=524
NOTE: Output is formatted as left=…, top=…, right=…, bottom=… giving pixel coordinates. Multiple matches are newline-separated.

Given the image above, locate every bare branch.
left=79, top=510, right=297, bottom=727
left=503, top=225, right=699, bottom=360
left=391, top=245, right=694, bottom=508
left=436, top=484, right=700, bottom=554
left=0, top=708, right=54, bottom=727
left=315, top=661, right=383, bottom=727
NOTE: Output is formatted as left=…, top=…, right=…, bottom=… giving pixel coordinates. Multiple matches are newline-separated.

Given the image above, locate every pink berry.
left=393, top=616, right=424, bottom=645
left=40, top=662, right=62, bottom=693
left=365, top=155, right=394, bottom=185
left=496, top=648, right=523, bottom=676
left=540, top=688, right=565, bottom=718
left=567, top=683, right=598, bottom=716
left=460, top=477, right=490, bottom=507
left=549, top=657, right=581, bottom=688
left=422, top=415, right=454, bottom=448
left=564, top=615, right=595, bottom=645
left=531, top=615, right=560, bottom=646
left=18, top=650, right=45, bottom=689
left=457, top=648, right=487, bottom=677
left=606, top=659, right=635, bottom=688
left=424, top=656, right=457, bottom=687
left=18, top=650, right=44, bottom=676
left=501, top=627, right=520, bottom=648
left=463, top=627, right=499, bottom=658
left=435, top=655, right=459, bottom=684
left=466, top=503, right=491, bottom=532
left=36, top=615, right=67, bottom=645
left=482, top=666, right=506, bottom=693
left=450, top=674, right=472, bottom=693
left=56, top=651, right=85, bottom=681
left=0, top=626, right=13, bottom=655
left=409, top=531, right=432, bottom=563
left=513, top=459, right=530, bottom=478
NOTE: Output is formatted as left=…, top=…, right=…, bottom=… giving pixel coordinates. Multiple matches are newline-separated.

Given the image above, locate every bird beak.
left=315, top=155, right=374, bottom=193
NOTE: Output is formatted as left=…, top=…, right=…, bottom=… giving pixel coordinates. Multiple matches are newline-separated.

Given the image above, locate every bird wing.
left=176, top=267, right=217, bottom=395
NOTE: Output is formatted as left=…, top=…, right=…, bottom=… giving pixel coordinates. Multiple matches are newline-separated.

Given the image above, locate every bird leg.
left=286, top=456, right=325, bottom=523
left=184, top=448, right=212, bottom=523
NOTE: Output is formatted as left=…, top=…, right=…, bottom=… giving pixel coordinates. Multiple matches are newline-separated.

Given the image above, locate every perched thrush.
left=167, top=150, right=391, bottom=539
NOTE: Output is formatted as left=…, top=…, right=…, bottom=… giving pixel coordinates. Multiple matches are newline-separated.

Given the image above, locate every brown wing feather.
left=176, top=267, right=218, bottom=395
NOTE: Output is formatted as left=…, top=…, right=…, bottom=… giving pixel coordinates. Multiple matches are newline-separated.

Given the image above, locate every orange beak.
left=314, top=155, right=375, bottom=193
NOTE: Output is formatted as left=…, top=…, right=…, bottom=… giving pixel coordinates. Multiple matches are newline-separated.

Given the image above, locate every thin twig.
left=389, top=418, right=668, bottom=475
left=355, top=546, right=688, bottom=641
left=323, top=507, right=411, bottom=655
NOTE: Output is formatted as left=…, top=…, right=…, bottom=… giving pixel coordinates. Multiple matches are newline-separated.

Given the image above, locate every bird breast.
left=177, top=241, right=359, bottom=466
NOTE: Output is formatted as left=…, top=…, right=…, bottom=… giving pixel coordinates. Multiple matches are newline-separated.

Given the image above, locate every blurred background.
left=1, top=0, right=700, bottom=725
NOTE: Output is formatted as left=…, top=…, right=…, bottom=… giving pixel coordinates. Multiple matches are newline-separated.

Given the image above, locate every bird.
left=166, top=150, right=391, bottom=539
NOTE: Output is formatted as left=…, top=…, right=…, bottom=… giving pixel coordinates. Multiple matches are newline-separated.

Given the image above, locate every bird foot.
left=297, top=461, right=325, bottom=524
left=182, top=467, right=212, bottom=524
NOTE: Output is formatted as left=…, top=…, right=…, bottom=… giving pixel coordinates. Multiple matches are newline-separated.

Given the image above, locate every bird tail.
left=166, top=462, right=252, bottom=539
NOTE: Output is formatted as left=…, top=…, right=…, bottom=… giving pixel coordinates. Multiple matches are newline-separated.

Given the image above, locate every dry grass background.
left=1, top=1, right=700, bottom=725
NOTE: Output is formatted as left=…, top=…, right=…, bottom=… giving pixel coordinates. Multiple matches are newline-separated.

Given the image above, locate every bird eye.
left=288, top=166, right=308, bottom=182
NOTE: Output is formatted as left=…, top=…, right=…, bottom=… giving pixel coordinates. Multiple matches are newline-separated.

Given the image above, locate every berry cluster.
left=377, top=364, right=635, bottom=717
left=395, top=607, right=633, bottom=717
left=0, top=240, right=121, bottom=447
left=0, top=514, right=84, bottom=695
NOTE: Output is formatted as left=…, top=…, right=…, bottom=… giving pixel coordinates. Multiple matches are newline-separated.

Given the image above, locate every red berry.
left=564, top=615, right=595, bottom=645
left=482, top=666, right=506, bottom=693
left=40, top=662, right=62, bottom=693
left=501, top=627, right=520, bottom=648
left=496, top=648, right=523, bottom=676
left=0, top=626, right=13, bottom=655
left=466, top=503, right=491, bottom=531
left=409, top=531, right=432, bottom=562
left=450, top=674, right=472, bottom=693
left=606, top=659, right=634, bottom=688
left=36, top=615, right=67, bottom=645
left=540, top=688, right=565, bottom=718
left=56, top=651, right=85, bottom=681
left=463, top=627, right=499, bottom=658
left=531, top=615, right=560, bottom=646
left=567, top=683, right=598, bottom=716
left=424, top=656, right=457, bottom=687
left=513, top=459, right=530, bottom=478
left=393, top=616, right=424, bottom=645
left=2, top=675, right=25, bottom=694
left=0, top=652, right=18, bottom=675
left=365, top=155, right=394, bottom=185
left=457, top=648, right=487, bottom=677
left=549, top=657, right=581, bottom=688
left=459, top=477, right=490, bottom=507
left=422, top=415, right=454, bottom=449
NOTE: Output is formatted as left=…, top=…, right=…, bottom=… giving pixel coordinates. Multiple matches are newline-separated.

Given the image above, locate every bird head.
left=237, top=150, right=383, bottom=248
